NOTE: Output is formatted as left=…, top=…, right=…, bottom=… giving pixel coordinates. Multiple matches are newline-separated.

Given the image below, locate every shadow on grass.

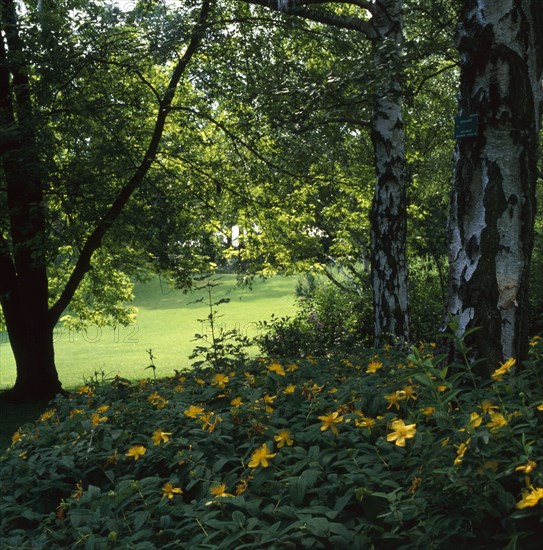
left=0, top=398, right=48, bottom=452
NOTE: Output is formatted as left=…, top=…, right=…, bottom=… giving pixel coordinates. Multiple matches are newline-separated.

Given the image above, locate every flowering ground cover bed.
left=1, top=338, right=543, bottom=549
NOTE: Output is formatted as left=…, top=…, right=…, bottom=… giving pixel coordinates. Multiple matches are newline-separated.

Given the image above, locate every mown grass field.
left=0, top=275, right=298, bottom=391
left=0, top=275, right=297, bottom=450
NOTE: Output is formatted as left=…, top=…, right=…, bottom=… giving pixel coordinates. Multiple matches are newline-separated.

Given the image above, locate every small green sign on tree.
left=454, top=114, right=478, bottom=139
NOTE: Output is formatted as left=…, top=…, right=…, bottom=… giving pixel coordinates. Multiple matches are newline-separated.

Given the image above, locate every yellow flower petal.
left=248, top=443, right=277, bottom=468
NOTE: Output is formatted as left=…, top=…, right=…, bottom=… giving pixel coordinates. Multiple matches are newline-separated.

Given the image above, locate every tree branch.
left=246, top=0, right=377, bottom=38
left=171, top=105, right=317, bottom=181
left=49, top=0, right=214, bottom=324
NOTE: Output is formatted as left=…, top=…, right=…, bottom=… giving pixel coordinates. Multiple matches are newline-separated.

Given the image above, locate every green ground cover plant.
left=1, top=335, right=543, bottom=548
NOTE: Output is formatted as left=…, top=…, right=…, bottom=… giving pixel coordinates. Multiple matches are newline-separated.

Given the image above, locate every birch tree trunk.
left=369, top=0, right=410, bottom=345
left=448, top=0, right=543, bottom=373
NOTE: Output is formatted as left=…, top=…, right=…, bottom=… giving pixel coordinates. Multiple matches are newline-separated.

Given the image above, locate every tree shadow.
left=0, top=397, right=48, bottom=452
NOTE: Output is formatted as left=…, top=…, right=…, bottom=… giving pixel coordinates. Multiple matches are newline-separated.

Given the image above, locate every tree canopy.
left=0, top=0, right=541, bottom=401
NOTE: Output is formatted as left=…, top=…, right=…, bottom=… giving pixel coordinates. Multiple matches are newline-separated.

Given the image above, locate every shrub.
left=1, top=338, right=543, bottom=548
left=408, top=255, right=447, bottom=341
left=255, top=259, right=448, bottom=358
left=529, top=228, right=543, bottom=335
left=255, top=274, right=373, bottom=357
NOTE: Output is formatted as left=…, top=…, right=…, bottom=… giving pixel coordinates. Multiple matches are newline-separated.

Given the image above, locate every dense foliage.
left=255, top=259, right=447, bottom=358
left=2, top=336, right=543, bottom=548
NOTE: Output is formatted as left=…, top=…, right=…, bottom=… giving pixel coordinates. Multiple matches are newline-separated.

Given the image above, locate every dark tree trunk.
left=0, top=0, right=63, bottom=402
left=448, top=0, right=543, bottom=373
left=1, top=294, right=61, bottom=402
left=0, top=0, right=213, bottom=402
left=369, top=0, right=410, bottom=345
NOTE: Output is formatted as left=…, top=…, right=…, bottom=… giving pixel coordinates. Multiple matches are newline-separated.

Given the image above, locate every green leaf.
left=411, top=373, right=435, bottom=387
left=289, top=477, right=307, bottom=507
left=133, top=510, right=149, bottom=532
left=232, top=510, right=245, bottom=524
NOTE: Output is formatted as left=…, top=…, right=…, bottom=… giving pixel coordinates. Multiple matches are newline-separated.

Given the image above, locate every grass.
left=0, top=274, right=298, bottom=450
left=0, top=274, right=297, bottom=390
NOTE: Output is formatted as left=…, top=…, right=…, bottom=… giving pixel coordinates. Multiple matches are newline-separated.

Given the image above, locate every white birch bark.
left=448, top=0, right=543, bottom=371
left=370, top=0, right=409, bottom=345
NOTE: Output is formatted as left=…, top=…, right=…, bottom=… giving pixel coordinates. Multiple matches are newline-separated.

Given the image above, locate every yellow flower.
left=39, top=409, right=56, bottom=422
left=195, top=378, right=206, bottom=386
left=286, top=363, right=298, bottom=372
left=386, top=419, right=417, bottom=447
left=421, top=406, right=436, bottom=416
left=466, top=412, right=483, bottom=432
left=184, top=405, right=205, bottom=418
left=283, top=384, right=296, bottom=395
left=96, top=405, right=110, bottom=414
left=355, top=416, right=376, bottom=430
left=267, top=362, right=286, bottom=376
left=71, top=480, right=84, bottom=501
left=366, top=360, right=383, bottom=374
left=105, top=451, right=119, bottom=466
left=402, top=385, right=417, bottom=401
left=235, top=476, right=252, bottom=496
left=384, top=391, right=406, bottom=410
left=200, top=413, right=222, bottom=433
left=148, top=391, right=160, bottom=403
left=274, top=430, right=294, bottom=448
left=516, top=460, right=537, bottom=474
left=454, top=439, right=470, bottom=465
left=537, top=403, right=543, bottom=412
left=318, top=411, right=344, bottom=435
left=487, top=411, right=507, bottom=432
left=148, top=392, right=168, bottom=409
left=491, top=357, right=516, bottom=381
left=152, top=429, right=172, bottom=446
left=78, top=385, right=93, bottom=396
left=11, top=431, right=22, bottom=445
left=516, top=486, right=543, bottom=509
left=262, top=394, right=276, bottom=413
left=212, top=373, right=229, bottom=388
left=479, top=400, right=499, bottom=413
left=209, top=483, right=233, bottom=498
left=162, top=482, right=183, bottom=499
left=69, top=409, right=85, bottom=418
left=230, top=397, right=243, bottom=407
left=304, top=383, right=324, bottom=399
left=126, top=445, right=147, bottom=460
left=248, top=443, right=277, bottom=468
left=91, top=413, right=108, bottom=427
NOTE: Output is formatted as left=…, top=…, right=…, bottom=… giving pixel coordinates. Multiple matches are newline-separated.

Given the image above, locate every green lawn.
left=0, top=275, right=298, bottom=391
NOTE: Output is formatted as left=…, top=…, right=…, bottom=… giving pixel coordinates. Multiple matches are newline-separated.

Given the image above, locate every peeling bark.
left=369, top=0, right=409, bottom=345
left=448, top=0, right=543, bottom=373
